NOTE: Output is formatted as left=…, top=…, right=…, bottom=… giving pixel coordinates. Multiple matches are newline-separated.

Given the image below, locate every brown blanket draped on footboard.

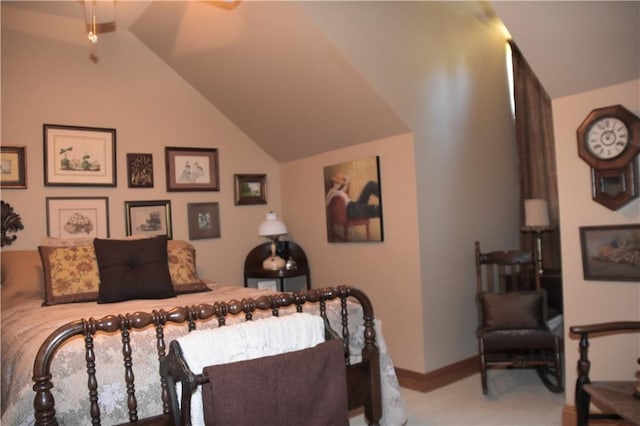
left=31, top=286, right=382, bottom=425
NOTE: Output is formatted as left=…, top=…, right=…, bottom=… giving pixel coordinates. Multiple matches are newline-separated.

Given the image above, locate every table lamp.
left=258, top=211, right=288, bottom=270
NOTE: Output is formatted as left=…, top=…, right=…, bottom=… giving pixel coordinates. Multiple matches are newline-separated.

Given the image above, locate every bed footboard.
left=31, top=286, right=381, bottom=426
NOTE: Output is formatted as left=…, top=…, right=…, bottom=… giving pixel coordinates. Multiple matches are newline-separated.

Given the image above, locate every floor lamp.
left=521, top=199, right=553, bottom=275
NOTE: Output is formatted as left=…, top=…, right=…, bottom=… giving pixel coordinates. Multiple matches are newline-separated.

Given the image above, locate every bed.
left=1, top=238, right=406, bottom=425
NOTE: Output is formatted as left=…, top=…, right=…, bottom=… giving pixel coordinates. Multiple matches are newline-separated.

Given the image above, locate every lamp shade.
left=524, top=199, right=550, bottom=227
left=258, top=211, right=288, bottom=237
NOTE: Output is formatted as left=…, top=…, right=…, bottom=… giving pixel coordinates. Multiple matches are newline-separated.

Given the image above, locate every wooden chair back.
left=475, top=241, right=540, bottom=294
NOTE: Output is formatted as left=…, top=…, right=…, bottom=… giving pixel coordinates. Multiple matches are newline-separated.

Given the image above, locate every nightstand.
left=244, top=241, right=310, bottom=292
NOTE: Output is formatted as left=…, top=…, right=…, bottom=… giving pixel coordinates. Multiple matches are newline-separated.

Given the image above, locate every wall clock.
left=577, top=104, right=640, bottom=210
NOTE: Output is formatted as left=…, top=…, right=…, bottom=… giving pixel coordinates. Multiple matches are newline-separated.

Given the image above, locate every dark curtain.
left=510, top=41, right=562, bottom=272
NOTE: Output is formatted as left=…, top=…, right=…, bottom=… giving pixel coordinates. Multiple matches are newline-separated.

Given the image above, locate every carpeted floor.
left=350, top=369, right=565, bottom=426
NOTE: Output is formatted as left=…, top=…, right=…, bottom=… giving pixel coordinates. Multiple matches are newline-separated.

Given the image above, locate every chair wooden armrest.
left=569, top=321, right=640, bottom=426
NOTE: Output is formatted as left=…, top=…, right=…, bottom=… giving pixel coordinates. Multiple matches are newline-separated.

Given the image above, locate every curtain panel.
left=510, top=41, right=562, bottom=272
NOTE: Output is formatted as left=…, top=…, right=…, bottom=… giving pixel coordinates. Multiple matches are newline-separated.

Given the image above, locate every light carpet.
left=350, top=369, right=565, bottom=426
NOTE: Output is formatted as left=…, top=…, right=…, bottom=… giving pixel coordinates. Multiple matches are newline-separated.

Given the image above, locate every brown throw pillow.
left=477, top=290, right=547, bottom=330
left=94, top=236, right=176, bottom=304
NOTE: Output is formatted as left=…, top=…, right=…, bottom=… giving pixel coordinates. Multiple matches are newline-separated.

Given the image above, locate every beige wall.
left=3, top=2, right=523, bottom=376
left=552, top=79, right=640, bottom=405
left=280, top=133, right=425, bottom=372
left=1, top=5, right=282, bottom=284
left=301, top=1, right=521, bottom=372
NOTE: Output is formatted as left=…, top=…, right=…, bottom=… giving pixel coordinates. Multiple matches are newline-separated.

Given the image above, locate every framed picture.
left=323, top=156, right=384, bottom=243
left=125, top=200, right=172, bottom=239
left=46, top=197, right=110, bottom=238
left=579, top=224, right=640, bottom=281
left=0, top=146, right=27, bottom=188
left=43, top=124, right=116, bottom=186
left=187, top=202, right=221, bottom=240
left=127, top=153, right=154, bottom=188
left=165, top=147, right=219, bottom=192
left=234, top=174, right=267, bottom=205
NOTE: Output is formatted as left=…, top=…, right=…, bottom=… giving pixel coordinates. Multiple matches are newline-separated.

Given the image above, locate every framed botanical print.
left=0, top=146, right=27, bottom=188
left=43, top=124, right=116, bottom=186
left=165, top=147, right=219, bottom=192
left=125, top=200, right=172, bottom=239
left=46, top=197, right=110, bottom=238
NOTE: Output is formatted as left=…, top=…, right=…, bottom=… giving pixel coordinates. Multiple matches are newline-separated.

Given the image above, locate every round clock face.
left=585, top=116, right=629, bottom=160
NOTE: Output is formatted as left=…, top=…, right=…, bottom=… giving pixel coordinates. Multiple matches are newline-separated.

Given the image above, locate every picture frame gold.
left=125, top=200, right=172, bottom=239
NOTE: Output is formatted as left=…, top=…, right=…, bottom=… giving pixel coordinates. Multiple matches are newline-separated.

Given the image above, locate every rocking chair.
left=474, top=241, right=564, bottom=394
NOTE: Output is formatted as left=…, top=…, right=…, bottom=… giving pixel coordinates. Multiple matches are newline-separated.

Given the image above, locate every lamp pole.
left=521, top=226, right=553, bottom=275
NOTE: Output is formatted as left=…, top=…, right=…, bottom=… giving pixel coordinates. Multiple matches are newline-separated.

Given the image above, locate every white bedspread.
left=1, top=283, right=407, bottom=426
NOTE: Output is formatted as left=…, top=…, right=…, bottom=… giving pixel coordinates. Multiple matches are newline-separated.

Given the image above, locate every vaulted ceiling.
left=4, top=1, right=639, bottom=162
left=129, top=1, right=410, bottom=163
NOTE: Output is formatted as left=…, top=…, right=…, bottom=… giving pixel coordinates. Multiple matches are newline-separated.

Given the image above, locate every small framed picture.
left=165, top=147, right=219, bottom=192
left=234, top=174, right=267, bottom=205
left=127, top=153, right=154, bottom=188
left=1, top=146, right=27, bottom=189
left=46, top=197, right=110, bottom=238
left=43, top=124, right=116, bottom=186
left=125, top=200, right=172, bottom=239
left=579, top=224, right=640, bottom=281
left=187, top=202, right=221, bottom=240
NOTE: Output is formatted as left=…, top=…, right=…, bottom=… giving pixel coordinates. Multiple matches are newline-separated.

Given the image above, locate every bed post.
left=341, top=286, right=382, bottom=426
left=33, top=320, right=85, bottom=425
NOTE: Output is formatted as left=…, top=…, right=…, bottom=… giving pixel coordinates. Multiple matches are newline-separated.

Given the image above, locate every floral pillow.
left=167, top=244, right=210, bottom=294
left=38, top=245, right=100, bottom=306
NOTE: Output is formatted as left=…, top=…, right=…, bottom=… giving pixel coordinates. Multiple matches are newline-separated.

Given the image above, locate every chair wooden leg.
left=553, top=342, right=564, bottom=391
left=575, top=381, right=591, bottom=426
left=480, top=368, right=488, bottom=395
left=479, top=340, right=488, bottom=395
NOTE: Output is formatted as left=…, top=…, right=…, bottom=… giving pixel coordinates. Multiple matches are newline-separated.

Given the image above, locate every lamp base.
left=263, top=255, right=286, bottom=270
left=521, top=226, right=554, bottom=275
